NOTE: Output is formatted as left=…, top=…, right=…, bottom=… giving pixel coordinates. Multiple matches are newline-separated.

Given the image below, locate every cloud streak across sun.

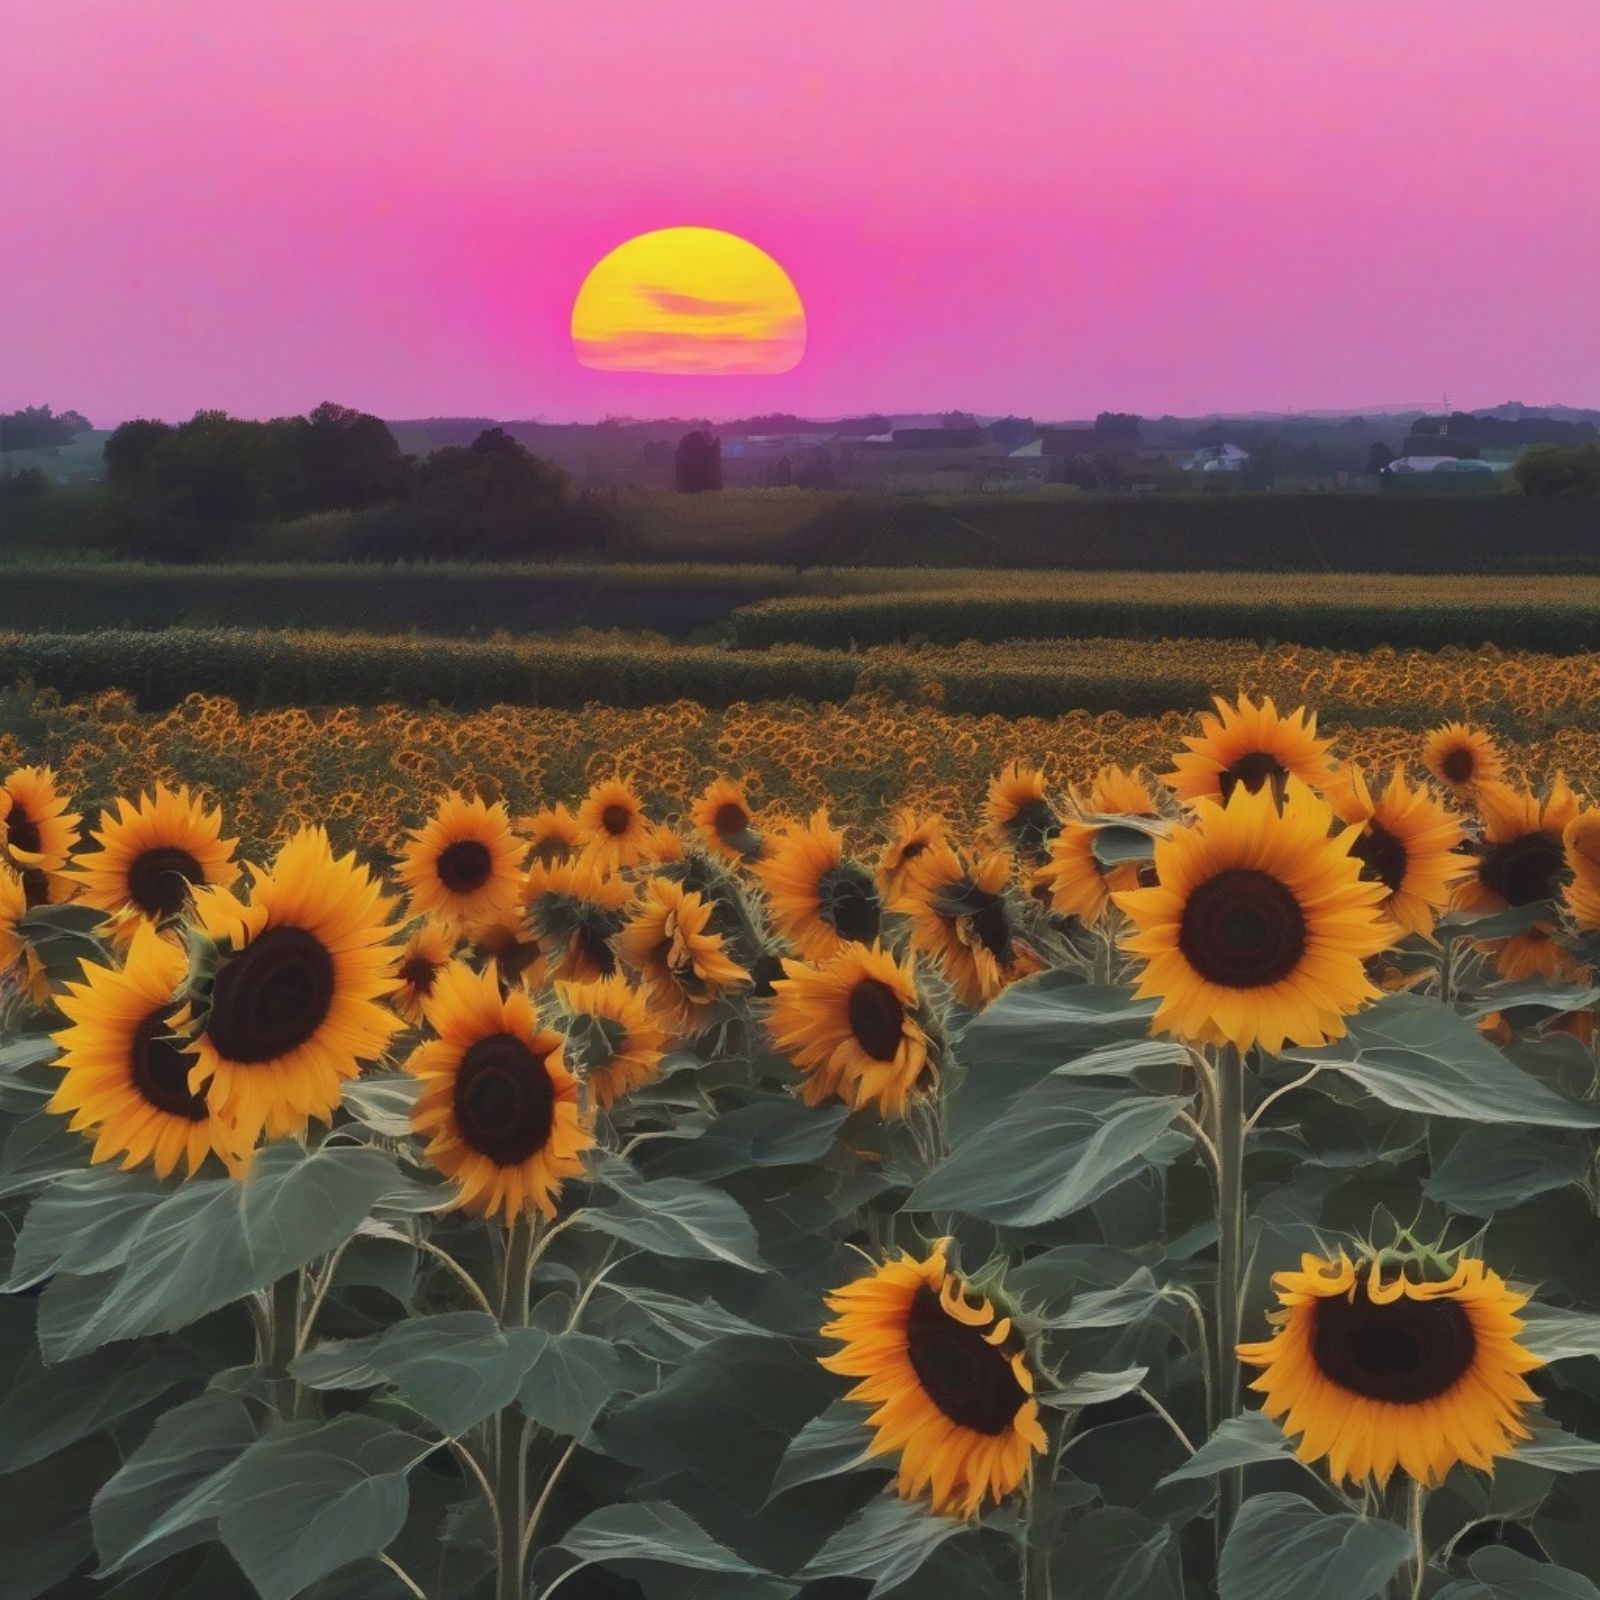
left=572, top=227, right=805, bottom=376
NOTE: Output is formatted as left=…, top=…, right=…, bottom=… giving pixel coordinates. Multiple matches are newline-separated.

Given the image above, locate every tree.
left=103, top=419, right=174, bottom=482
left=1513, top=442, right=1600, bottom=501
left=674, top=431, right=722, bottom=492
left=1366, top=441, right=1396, bottom=476
left=0, top=405, right=88, bottom=451
left=988, top=416, right=1036, bottom=450
left=295, top=402, right=409, bottom=511
left=1093, top=411, right=1142, bottom=442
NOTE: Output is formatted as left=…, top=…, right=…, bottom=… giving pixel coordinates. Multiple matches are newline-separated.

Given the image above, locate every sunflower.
left=0, top=864, right=48, bottom=1007
left=554, top=974, right=668, bottom=1110
left=756, top=810, right=883, bottom=961
left=396, top=792, right=525, bottom=935
left=819, top=1242, right=1048, bottom=1518
left=2, top=765, right=80, bottom=873
left=406, top=960, right=592, bottom=1222
left=1035, top=822, right=1140, bottom=925
left=1116, top=780, right=1391, bottom=1054
left=575, top=777, right=652, bottom=869
left=1564, top=814, right=1600, bottom=933
left=1165, top=695, right=1335, bottom=808
left=469, top=903, right=549, bottom=993
left=1328, top=764, right=1468, bottom=938
left=516, top=803, right=585, bottom=868
left=1238, top=1251, right=1542, bottom=1488
left=181, top=827, right=403, bottom=1146
left=767, top=941, right=940, bottom=1118
left=71, top=784, right=238, bottom=934
left=983, top=762, right=1058, bottom=859
left=1423, top=722, right=1505, bottom=792
left=895, top=843, right=1037, bottom=1008
left=48, top=921, right=235, bottom=1179
left=1084, top=764, right=1161, bottom=817
left=392, top=920, right=456, bottom=1025
left=689, top=777, right=764, bottom=865
left=877, top=809, right=947, bottom=902
left=615, top=877, right=751, bottom=1033
left=521, top=854, right=632, bottom=981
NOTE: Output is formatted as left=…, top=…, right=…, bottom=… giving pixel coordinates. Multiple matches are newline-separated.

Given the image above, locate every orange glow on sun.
left=571, top=227, right=805, bottom=376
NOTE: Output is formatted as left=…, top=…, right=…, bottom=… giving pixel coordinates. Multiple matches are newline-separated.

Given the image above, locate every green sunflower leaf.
left=1219, top=1492, right=1412, bottom=1600
left=554, top=1500, right=764, bottom=1575
left=1520, top=1304, right=1600, bottom=1363
left=1157, top=1411, right=1293, bottom=1486
left=516, top=1329, right=624, bottom=1438
left=584, top=1163, right=764, bottom=1270
left=1051, top=1507, right=1185, bottom=1599
left=798, top=1493, right=973, bottom=1596
left=1425, top=1125, right=1590, bottom=1214
left=1434, top=1547, right=1600, bottom=1599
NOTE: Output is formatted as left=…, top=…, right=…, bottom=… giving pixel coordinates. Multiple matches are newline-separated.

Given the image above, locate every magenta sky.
left=4, top=1, right=1597, bottom=424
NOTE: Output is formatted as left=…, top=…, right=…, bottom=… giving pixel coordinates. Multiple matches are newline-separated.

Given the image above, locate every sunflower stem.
left=1213, top=1043, right=1247, bottom=1548
left=494, top=1217, right=536, bottom=1600
left=1407, top=1479, right=1428, bottom=1599
left=264, top=1272, right=303, bottom=1422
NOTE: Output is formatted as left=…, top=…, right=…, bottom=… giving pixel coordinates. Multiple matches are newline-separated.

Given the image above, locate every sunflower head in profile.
left=1238, top=1248, right=1542, bottom=1487
left=49, top=922, right=239, bottom=1179
left=1165, top=695, right=1335, bottom=809
left=820, top=1241, right=1048, bottom=1518
left=2, top=765, right=81, bottom=874
left=615, top=876, right=751, bottom=1034
left=575, top=777, right=652, bottom=869
left=181, top=827, right=403, bottom=1147
left=396, top=792, right=525, bottom=935
left=690, top=777, right=764, bottom=865
left=1035, top=820, right=1153, bottom=925
left=0, top=863, right=49, bottom=1008
left=756, top=810, right=883, bottom=961
left=71, top=784, right=239, bottom=937
left=767, top=941, right=942, bottom=1118
left=469, top=902, right=549, bottom=993
left=554, top=974, right=668, bottom=1111
left=1422, top=722, right=1505, bottom=792
left=406, top=961, right=592, bottom=1222
left=1116, top=779, right=1391, bottom=1054
left=515, top=803, right=585, bottom=868
left=1564, top=813, right=1600, bottom=933
left=895, top=843, right=1037, bottom=1009
left=1084, top=764, right=1161, bottom=817
left=983, top=762, right=1059, bottom=861
left=392, top=920, right=456, bottom=1025
left=521, top=854, right=632, bottom=981
left=877, top=809, right=948, bottom=903
left=1327, top=763, right=1469, bottom=939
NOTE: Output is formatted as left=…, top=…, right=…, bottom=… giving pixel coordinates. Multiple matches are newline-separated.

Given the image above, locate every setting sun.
left=571, top=226, right=805, bottom=376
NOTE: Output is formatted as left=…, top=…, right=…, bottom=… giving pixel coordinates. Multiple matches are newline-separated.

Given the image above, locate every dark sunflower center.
left=1219, top=751, right=1289, bottom=806
left=130, top=1008, right=209, bottom=1121
left=399, top=955, right=439, bottom=994
left=1007, top=798, right=1059, bottom=848
left=847, top=977, right=906, bottom=1061
left=898, top=838, right=929, bottom=869
left=1312, top=1279, right=1477, bottom=1403
left=1480, top=831, right=1566, bottom=907
left=601, top=804, right=633, bottom=837
left=127, top=846, right=205, bottom=919
left=21, top=868, right=50, bottom=909
left=712, top=801, right=748, bottom=836
left=820, top=864, right=882, bottom=945
left=532, top=837, right=573, bottom=867
left=969, top=890, right=1015, bottom=963
left=207, top=925, right=336, bottom=1064
left=1178, top=868, right=1306, bottom=988
left=451, top=1031, right=555, bottom=1166
left=904, top=1282, right=1027, bottom=1435
left=1350, top=821, right=1408, bottom=894
left=1441, top=747, right=1476, bottom=784
left=6, top=803, right=41, bottom=857
left=435, top=839, right=493, bottom=895
left=574, top=919, right=618, bottom=977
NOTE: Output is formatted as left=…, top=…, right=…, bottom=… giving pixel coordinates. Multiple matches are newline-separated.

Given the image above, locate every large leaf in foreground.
left=584, top=1162, right=764, bottom=1270
left=799, top=1494, right=973, bottom=1597
left=1435, top=1548, right=1600, bottom=1598
left=1219, top=1492, right=1411, bottom=1600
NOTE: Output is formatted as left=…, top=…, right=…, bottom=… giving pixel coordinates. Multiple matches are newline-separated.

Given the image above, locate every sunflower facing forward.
left=49, top=921, right=235, bottom=1179
left=180, top=827, right=403, bottom=1147
left=575, top=777, right=653, bottom=869
left=756, top=810, right=883, bottom=961
left=615, top=877, right=751, bottom=1033
left=690, top=777, right=764, bottom=865
left=896, top=843, right=1037, bottom=1008
left=554, top=974, right=668, bottom=1111
left=1166, top=695, right=1335, bottom=809
left=1238, top=1250, right=1542, bottom=1487
left=1116, top=780, right=1391, bottom=1054
left=1423, top=722, right=1505, bottom=792
left=392, top=920, right=455, bottom=1025
left=2, top=765, right=80, bottom=873
left=984, top=762, right=1059, bottom=861
left=397, top=792, right=525, bottom=935
left=820, top=1242, right=1048, bottom=1518
left=406, top=961, right=592, bottom=1221
left=72, top=784, right=238, bottom=934
left=768, top=941, right=941, bottom=1118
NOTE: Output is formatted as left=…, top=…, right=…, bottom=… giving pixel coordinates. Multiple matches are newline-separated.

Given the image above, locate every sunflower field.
left=5, top=695, right=1600, bottom=1600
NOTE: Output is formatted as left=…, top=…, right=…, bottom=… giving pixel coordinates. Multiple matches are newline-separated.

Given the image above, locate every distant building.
left=1380, top=455, right=1505, bottom=494
left=1183, top=442, right=1252, bottom=474
left=884, top=426, right=987, bottom=451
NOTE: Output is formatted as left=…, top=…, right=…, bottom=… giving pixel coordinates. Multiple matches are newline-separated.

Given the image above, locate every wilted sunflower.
left=820, top=1242, right=1048, bottom=1518
left=396, top=792, right=525, bottom=935
left=182, top=827, right=403, bottom=1146
left=392, top=920, right=456, bottom=1025
left=0, top=864, right=48, bottom=1007
left=71, top=784, right=238, bottom=934
left=1328, top=764, right=1468, bottom=938
left=877, top=809, right=947, bottom=903
left=1166, top=695, right=1335, bottom=808
left=516, top=803, right=585, bottom=867
left=406, top=960, right=592, bottom=1222
left=757, top=810, right=883, bottom=960
left=1238, top=1251, right=1542, bottom=1487
left=554, top=974, right=668, bottom=1110
left=896, top=843, right=1037, bottom=1008
left=575, top=777, right=652, bottom=869
left=983, top=762, right=1059, bottom=860
left=521, top=854, right=631, bottom=981
left=49, top=922, right=236, bottom=1179
left=615, top=877, right=751, bottom=1033
left=690, top=777, right=764, bottom=865
left=2, top=765, right=80, bottom=873
left=1423, top=722, right=1505, bottom=792
left=1116, top=780, right=1390, bottom=1054
left=768, top=941, right=939, bottom=1118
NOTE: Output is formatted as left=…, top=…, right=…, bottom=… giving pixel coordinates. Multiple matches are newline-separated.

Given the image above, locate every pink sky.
left=4, top=1, right=1597, bottom=424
